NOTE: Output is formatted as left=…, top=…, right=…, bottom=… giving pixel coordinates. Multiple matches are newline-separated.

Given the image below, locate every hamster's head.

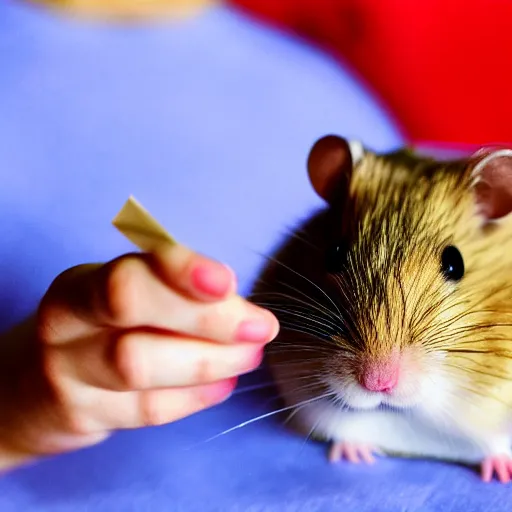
left=259, top=136, right=512, bottom=419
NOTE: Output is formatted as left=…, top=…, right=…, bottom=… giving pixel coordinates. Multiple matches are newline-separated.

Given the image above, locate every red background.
left=231, top=0, right=512, bottom=145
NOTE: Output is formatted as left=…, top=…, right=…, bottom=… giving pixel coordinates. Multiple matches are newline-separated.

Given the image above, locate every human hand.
left=0, top=243, right=278, bottom=468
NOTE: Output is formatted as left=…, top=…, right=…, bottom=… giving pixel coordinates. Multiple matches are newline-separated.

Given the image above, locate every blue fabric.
left=0, top=2, right=505, bottom=510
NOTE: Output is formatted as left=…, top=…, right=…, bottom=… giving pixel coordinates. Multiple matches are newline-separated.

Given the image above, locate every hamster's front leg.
left=328, top=440, right=381, bottom=464
left=480, top=450, right=512, bottom=483
left=438, top=413, right=512, bottom=483
left=463, top=432, right=512, bottom=483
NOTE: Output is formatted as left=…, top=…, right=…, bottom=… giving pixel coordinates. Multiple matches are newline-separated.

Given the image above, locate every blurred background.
left=29, top=0, right=512, bottom=146
left=232, top=0, right=512, bottom=146
left=1, top=1, right=512, bottom=511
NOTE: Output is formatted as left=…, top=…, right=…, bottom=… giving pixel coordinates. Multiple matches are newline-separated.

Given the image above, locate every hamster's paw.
left=481, top=454, right=512, bottom=483
left=328, top=441, right=381, bottom=464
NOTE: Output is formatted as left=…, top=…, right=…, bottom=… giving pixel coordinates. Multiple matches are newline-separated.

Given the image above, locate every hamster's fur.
left=251, top=136, right=512, bottom=482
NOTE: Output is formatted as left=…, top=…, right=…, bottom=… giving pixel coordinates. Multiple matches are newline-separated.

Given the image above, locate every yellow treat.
left=112, top=195, right=176, bottom=252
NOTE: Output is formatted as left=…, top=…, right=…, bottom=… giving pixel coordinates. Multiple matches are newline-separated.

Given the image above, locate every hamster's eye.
left=441, top=245, right=464, bottom=281
left=325, top=241, right=348, bottom=273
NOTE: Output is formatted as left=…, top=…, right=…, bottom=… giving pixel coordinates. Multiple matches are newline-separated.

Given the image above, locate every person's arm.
left=0, top=316, right=40, bottom=472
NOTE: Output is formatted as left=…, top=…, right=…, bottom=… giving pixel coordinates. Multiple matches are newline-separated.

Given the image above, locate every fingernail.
left=191, top=261, right=235, bottom=298
left=201, top=377, right=238, bottom=403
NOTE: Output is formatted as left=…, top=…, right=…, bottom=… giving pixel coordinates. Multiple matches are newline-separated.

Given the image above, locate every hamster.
left=250, top=135, right=512, bottom=483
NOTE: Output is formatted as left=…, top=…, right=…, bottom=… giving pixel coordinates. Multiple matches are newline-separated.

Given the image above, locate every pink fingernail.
left=191, top=261, right=235, bottom=298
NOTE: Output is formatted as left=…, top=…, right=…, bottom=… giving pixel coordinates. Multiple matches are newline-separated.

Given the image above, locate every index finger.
left=37, top=245, right=239, bottom=344
left=111, top=196, right=237, bottom=302
left=149, top=243, right=237, bottom=302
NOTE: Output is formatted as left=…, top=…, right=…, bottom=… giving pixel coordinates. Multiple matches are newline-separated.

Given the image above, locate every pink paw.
left=328, top=441, right=380, bottom=464
left=481, top=454, right=512, bottom=483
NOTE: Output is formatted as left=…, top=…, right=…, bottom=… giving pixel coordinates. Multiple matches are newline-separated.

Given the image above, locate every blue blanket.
left=0, top=1, right=507, bottom=510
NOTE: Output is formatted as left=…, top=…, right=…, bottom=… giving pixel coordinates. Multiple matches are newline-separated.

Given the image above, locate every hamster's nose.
left=359, top=358, right=400, bottom=393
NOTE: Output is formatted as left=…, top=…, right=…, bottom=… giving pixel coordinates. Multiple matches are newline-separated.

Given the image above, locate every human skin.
left=0, top=243, right=279, bottom=472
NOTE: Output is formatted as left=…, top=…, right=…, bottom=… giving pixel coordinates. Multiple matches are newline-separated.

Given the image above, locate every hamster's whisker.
left=468, top=278, right=512, bottom=299
left=276, top=323, right=351, bottom=346
left=444, top=358, right=511, bottom=381
left=409, top=284, right=447, bottom=337
left=232, top=382, right=276, bottom=394
left=332, top=277, right=370, bottom=345
left=260, top=254, right=343, bottom=320
left=232, top=375, right=323, bottom=395
left=410, top=280, right=512, bottom=342
left=443, top=347, right=512, bottom=358
left=283, top=404, right=305, bottom=427
left=443, top=337, right=512, bottom=357
left=445, top=363, right=509, bottom=388
left=444, top=336, right=512, bottom=349
left=254, top=302, right=340, bottom=332
left=276, top=330, right=356, bottom=353
left=432, top=334, right=506, bottom=348
left=429, top=324, right=491, bottom=342
left=425, top=286, right=512, bottom=337
left=278, top=226, right=320, bottom=250
left=276, top=318, right=332, bottom=333
left=295, top=415, right=325, bottom=460
left=262, top=360, right=327, bottom=370
left=188, top=391, right=337, bottom=448
left=259, top=385, right=330, bottom=412
left=423, top=322, right=501, bottom=349
left=426, top=321, right=512, bottom=350
left=393, top=270, right=409, bottom=336
left=265, top=348, right=335, bottom=358
left=265, top=309, right=345, bottom=340
left=253, top=291, right=335, bottom=318
left=253, top=287, right=340, bottom=323
left=329, top=275, right=366, bottom=344
left=412, top=297, right=472, bottom=341
left=331, top=392, right=355, bottom=412
left=277, top=282, right=354, bottom=329
left=276, top=324, right=336, bottom=341
left=409, top=260, right=439, bottom=308
left=272, top=316, right=334, bottom=338
left=276, top=282, right=340, bottom=318
left=251, top=294, right=355, bottom=343
left=278, top=382, right=328, bottom=396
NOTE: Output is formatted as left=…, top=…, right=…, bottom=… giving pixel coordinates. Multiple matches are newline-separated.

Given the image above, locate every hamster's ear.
left=471, top=148, right=512, bottom=221
left=307, top=135, right=363, bottom=203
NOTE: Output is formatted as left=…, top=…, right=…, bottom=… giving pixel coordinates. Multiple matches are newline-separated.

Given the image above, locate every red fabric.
left=231, top=0, right=512, bottom=145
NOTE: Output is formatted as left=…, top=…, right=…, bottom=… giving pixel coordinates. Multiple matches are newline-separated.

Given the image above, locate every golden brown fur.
left=251, top=146, right=512, bottom=448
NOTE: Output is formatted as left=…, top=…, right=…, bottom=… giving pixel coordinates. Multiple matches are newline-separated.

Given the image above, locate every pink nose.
left=360, top=359, right=399, bottom=393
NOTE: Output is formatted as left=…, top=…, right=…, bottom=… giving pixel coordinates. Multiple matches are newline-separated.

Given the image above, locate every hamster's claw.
left=481, top=454, right=512, bottom=483
left=328, top=441, right=380, bottom=464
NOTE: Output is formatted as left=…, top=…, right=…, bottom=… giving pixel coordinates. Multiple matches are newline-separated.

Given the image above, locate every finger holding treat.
left=0, top=198, right=279, bottom=469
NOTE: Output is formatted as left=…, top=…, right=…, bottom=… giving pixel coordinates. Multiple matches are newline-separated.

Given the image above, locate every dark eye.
left=325, top=241, right=349, bottom=273
left=441, top=245, right=464, bottom=281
